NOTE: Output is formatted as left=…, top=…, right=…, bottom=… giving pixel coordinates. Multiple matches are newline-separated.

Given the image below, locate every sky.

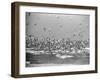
left=26, top=12, right=90, bottom=40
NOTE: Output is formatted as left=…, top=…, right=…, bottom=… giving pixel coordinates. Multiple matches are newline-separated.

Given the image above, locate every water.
left=26, top=53, right=89, bottom=67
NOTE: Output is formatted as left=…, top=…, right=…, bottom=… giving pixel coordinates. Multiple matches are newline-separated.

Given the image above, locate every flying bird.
left=34, top=23, right=37, bottom=26
left=43, top=27, right=46, bottom=32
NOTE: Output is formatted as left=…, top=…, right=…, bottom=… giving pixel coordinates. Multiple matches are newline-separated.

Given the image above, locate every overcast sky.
left=26, top=12, right=89, bottom=40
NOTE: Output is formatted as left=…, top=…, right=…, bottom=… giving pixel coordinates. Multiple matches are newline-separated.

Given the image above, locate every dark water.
left=26, top=53, right=89, bottom=67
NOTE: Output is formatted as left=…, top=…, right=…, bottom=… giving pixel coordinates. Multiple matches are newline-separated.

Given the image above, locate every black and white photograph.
left=11, top=2, right=97, bottom=78
left=26, top=12, right=90, bottom=67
